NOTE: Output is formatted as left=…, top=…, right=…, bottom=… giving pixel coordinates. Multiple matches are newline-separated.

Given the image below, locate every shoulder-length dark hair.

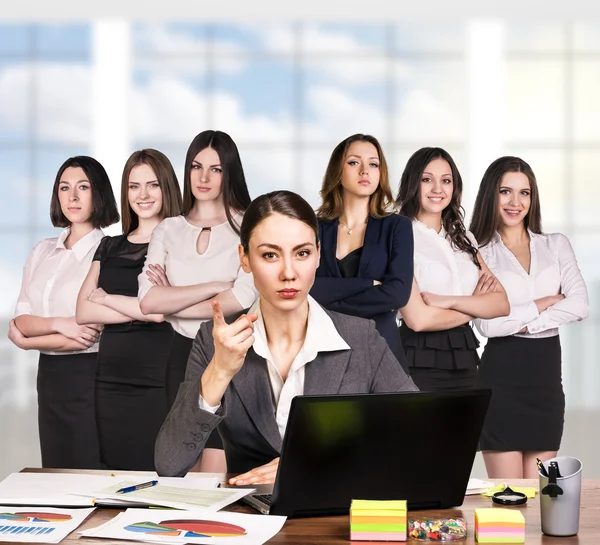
left=316, top=133, right=395, bottom=220
left=182, top=130, right=251, bottom=235
left=396, top=147, right=479, bottom=268
left=120, top=149, right=183, bottom=234
left=240, top=190, right=319, bottom=254
left=470, top=156, right=542, bottom=248
left=50, top=156, right=119, bottom=229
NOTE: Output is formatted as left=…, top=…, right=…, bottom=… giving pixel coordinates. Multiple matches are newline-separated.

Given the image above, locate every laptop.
left=242, top=389, right=490, bottom=517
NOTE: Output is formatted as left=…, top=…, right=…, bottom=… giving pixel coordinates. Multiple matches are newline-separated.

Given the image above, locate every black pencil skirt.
left=399, top=323, right=479, bottom=391
left=37, top=353, right=101, bottom=469
left=478, top=335, right=565, bottom=452
left=167, top=330, right=223, bottom=450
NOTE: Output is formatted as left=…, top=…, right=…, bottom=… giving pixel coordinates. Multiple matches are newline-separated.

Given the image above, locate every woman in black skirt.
left=470, top=156, right=588, bottom=478
left=137, top=131, right=258, bottom=472
left=77, top=149, right=182, bottom=470
left=8, top=156, right=119, bottom=468
left=395, top=147, right=510, bottom=391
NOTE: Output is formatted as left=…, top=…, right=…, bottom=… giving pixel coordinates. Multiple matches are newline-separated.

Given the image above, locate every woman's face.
left=57, top=166, right=94, bottom=225
left=340, top=140, right=381, bottom=199
left=240, top=212, right=320, bottom=314
left=128, top=163, right=163, bottom=221
left=418, top=158, right=454, bottom=216
left=498, top=171, right=531, bottom=228
left=190, top=146, right=223, bottom=203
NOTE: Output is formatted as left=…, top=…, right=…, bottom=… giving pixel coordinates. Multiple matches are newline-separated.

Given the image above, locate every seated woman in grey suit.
left=154, top=190, right=418, bottom=483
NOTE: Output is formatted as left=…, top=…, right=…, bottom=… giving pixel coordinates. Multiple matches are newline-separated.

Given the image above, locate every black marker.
left=536, top=457, right=548, bottom=477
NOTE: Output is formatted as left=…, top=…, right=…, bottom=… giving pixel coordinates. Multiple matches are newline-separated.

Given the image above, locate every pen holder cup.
left=539, top=456, right=583, bottom=537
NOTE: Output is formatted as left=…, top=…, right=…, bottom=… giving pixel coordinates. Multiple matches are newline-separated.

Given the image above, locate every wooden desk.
left=8, top=470, right=600, bottom=544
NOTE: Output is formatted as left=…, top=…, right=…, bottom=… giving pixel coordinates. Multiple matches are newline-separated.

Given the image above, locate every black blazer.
left=310, top=214, right=413, bottom=370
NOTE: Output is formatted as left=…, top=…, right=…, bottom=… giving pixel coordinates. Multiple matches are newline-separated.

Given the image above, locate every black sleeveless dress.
left=94, top=235, right=174, bottom=470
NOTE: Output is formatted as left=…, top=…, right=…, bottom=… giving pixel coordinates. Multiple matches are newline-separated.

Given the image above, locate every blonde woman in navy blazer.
left=310, top=134, right=413, bottom=371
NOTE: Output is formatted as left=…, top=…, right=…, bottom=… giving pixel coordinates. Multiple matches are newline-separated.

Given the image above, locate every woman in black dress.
left=9, top=156, right=119, bottom=468
left=470, top=156, right=589, bottom=478
left=76, top=149, right=182, bottom=470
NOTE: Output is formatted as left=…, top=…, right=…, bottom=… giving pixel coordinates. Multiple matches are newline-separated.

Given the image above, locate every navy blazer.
left=310, top=214, right=413, bottom=371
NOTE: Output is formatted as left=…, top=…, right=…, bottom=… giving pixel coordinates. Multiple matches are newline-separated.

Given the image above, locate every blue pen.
left=116, top=480, right=158, bottom=494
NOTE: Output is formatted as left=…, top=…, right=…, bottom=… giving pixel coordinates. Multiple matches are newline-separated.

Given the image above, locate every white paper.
left=0, top=473, right=219, bottom=508
left=81, top=507, right=286, bottom=545
left=0, top=506, right=95, bottom=543
left=466, top=478, right=494, bottom=495
left=90, top=480, right=252, bottom=511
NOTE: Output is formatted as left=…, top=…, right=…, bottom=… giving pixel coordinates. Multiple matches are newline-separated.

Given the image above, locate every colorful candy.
left=409, top=518, right=467, bottom=541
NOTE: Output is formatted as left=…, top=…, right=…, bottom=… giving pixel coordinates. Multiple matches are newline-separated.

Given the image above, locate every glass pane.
left=395, top=23, right=465, bottom=54
left=35, top=23, right=91, bottom=58
left=214, top=24, right=296, bottom=54
left=34, top=148, right=90, bottom=229
left=301, top=23, right=386, bottom=54
left=34, top=61, right=92, bottom=145
left=0, top=148, right=32, bottom=228
left=212, top=58, right=295, bottom=144
left=0, top=24, right=30, bottom=54
left=133, top=23, right=208, bottom=55
left=573, top=60, right=600, bottom=144
left=573, top=22, right=600, bottom=52
left=299, top=147, right=340, bottom=211
left=0, top=61, right=31, bottom=144
left=301, top=57, right=389, bottom=142
left=504, top=60, right=565, bottom=142
left=505, top=23, right=566, bottom=53
left=393, top=60, right=467, bottom=144
left=572, top=150, right=600, bottom=227
left=130, top=63, right=208, bottom=144
left=237, top=147, right=294, bottom=199
left=0, top=233, right=33, bottom=316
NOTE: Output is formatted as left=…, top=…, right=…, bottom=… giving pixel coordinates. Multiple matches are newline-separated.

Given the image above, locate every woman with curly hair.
left=395, top=147, right=509, bottom=391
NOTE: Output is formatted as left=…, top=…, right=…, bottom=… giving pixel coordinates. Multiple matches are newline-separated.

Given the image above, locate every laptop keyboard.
left=254, top=493, right=273, bottom=506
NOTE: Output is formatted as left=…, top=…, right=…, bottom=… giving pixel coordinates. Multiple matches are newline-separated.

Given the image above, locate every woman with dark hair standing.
left=395, top=147, right=509, bottom=391
left=155, top=190, right=418, bottom=480
left=310, top=134, right=413, bottom=370
left=8, top=156, right=119, bottom=468
left=470, top=156, right=588, bottom=478
left=138, top=131, right=257, bottom=471
left=76, top=149, right=182, bottom=470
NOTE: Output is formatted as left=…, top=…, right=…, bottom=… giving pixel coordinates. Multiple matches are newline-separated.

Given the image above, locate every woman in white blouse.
left=470, top=156, right=589, bottom=478
left=138, top=130, right=257, bottom=471
left=395, top=147, right=509, bottom=391
left=8, top=156, right=119, bottom=468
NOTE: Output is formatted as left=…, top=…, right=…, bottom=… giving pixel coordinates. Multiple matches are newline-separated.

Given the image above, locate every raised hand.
left=229, top=458, right=280, bottom=486
left=211, top=300, right=258, bottom=378
left=54, top=317, right=102, bottom=346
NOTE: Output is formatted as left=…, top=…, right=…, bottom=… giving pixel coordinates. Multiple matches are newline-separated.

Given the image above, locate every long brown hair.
left=470, top=156, right=542, bottom=248
left=396, top=147, right=480, bottom=268
left=182, top=130, right=251, bottom=235
left=120, top=149, right=183, bottom=234
left=316, top=134, right=395, bottom=220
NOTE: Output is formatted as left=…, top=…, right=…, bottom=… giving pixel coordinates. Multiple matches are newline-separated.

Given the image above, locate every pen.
left=116, top=480, right=158, bottom=494
left=536, top=458, right=548, bottom=477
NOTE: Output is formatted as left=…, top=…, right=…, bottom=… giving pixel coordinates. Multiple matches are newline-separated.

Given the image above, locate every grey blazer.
left=154, top=309, right=418, bottom=477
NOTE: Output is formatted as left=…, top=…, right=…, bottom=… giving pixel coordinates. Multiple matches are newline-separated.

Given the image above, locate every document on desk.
left=466, top=478, right=494, bottom=495
left=0, top=506, right=94, bottom=543
left=80, top=507, right=286, bottom=545
left=0, top=473, right=219, bottom=508
left=90, top=480, right=253, bottom=511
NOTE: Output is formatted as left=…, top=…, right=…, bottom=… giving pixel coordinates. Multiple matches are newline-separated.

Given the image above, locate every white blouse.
left=409, top=219, right=480, bottom=297
left=14, top=227, right=104, bottom=356
left=199, top=295, right=351, bottom=439
left=138, top=214, right=258, bottom=339
left=474, top=231, right=588, bottom=339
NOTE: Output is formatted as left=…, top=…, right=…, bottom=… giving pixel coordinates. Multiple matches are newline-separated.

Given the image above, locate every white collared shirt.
left=138, top=214, right=258, bottom=339
left=404, top=219, right=480, bottom=301
left=200, top=295, right=350, bottom=438
left=474, top=231, right=588, bottom=339
left=14, top=227, right=105, bottom=355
